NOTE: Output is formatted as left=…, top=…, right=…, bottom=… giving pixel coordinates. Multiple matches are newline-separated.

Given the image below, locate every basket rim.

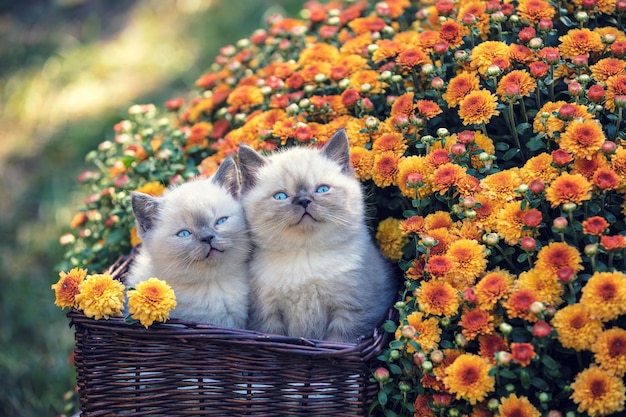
left=68, top=308, right=390, bottom=360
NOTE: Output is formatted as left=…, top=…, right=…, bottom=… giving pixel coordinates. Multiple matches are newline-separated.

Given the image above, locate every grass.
left=0, top=1, right=301, bottom=415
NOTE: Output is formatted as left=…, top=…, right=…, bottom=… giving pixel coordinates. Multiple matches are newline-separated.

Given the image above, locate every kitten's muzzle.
left=293, top=193, right=312, bottom=208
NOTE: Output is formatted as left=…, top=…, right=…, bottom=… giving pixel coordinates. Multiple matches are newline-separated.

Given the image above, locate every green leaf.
left=541, top=355, right=559, bottom=370
left=495, top=142, right=510, bottom=151
left=503, top=148, right=520, bottom=161
left=517, top=252, right=528, bottom=263
left=531, top=377, right=550, bottom=391
left=559, top=15, right=574, bottom=27
left=516, top=122, right=531, bottom=135
left=520, top=369, right=531, bottom=389
left=378, top=390, right=388, bottom=406
left=499, top=369, right=517, bottom=379
left=389, top=363, right=402, bottom=375
left=383, top=320, right=398, bottom=333
left=389, top=339, right=405, bottom=350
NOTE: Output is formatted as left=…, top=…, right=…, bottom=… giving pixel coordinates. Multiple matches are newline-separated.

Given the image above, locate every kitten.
left=125, top=157, right=250, bottom=328
left=238, top=129, right=397, bottom=342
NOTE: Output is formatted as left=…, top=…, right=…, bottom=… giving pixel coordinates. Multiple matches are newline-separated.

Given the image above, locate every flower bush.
left=56, top=0, right=626, bottom=415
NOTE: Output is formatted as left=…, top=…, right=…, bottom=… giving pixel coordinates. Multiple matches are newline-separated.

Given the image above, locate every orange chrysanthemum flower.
left=372, top=151, right=400, bottom=188
left=504, top=288, right=540, bottom=322
left=398, top=311, right=442, bottom=353
left=348, top=14, right=386, bottom=35
left=439, top=20, right=465, bottom=49
left=494, top=202, right=535, bottom=246
left=496, top=70, right=537, bottom=101
left=443, top=353, right=495, bottom=405
left=376, top=217, right=408, bottom=261
left=418, top=279, right=462, bottom=318
left=592, top=167, right=621, bottom=191
left=590, top=58, right=626, bottom=84
left=52, top=268, right=88, bottom=309
left=480, top=169, right=522, bottom=204
left=605, top=74, right=626, bottom=112
left=349, top=69, right=384, bottom=93
left=574, top=0, right=617, bottom=14
left=592, top=328, right=626, bottom=377
left=470, top=41, right=511, bottom=75
left=445, top=239, right=488, bottom=288
left=413, top=395, right=437, bottom=417
left=520, top=152, right=560, bottom=184
left=427, top=255, right=455, bottom=278
left=511, top=342, right=537, bottom=367
left=498, top=394, right=541, bottom=417
left=391, top=92, right=415, bottom=119
left=559, top=120, right=606, bottom=160
left=298, top=43, right=339, bottom=65
left=424, top=227, right=456, bottom=256
left=372, top=132, right=408, bottom=156
left=582, top=216, right=610, bottom=236
left=580, top=271, right=626, bottom=322
left=371, top=39, right=404, bottom=63
left=509, top=43, right=534, bottom=65
left=479, top=334, right=509, bottom=364
left=517, top=0, right=555, bottom=23
left=226, top=85, right=264, bottom=111
left=459, top=308, right=494, bottom=341
left=533, top=101, right=594, bottom=138
left=545, top=172, right=593, bottom=208
left=401, top=215, right=425, bottom=235
left=475, top=268, right=515, bottom=311
left=517, top=268, right=564, bottom=307
left=442, top=72, right=481, bottom=108
left=396, top=155, right=432, bottom=198
left=458, top=90, right=500, bottom=126
left=535, top=242, right=583, bottom=276
left=424, top=211, right=454, bottom=231
left=559, top=28, right=604, bottom=60
left=601, top=234, right=626, bottom=251
left=350, top=147, right=374, bottom=181
left=570, top=366, right=626, bottom=417
left=416, top=100, right=443, bottom=119
left=432, top=163, right=468, bottom=195
left=396, top=48, right=430, bottom=69
left=552, top=303, right=603, bottom=351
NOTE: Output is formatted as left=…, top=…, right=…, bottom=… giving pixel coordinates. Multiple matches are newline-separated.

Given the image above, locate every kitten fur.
left=238, top=129, right=397, bottom=342
left=125, top=158, right=250, bottom=328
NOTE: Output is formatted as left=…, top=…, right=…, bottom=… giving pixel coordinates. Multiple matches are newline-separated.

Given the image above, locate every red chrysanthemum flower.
left=582, top=216, right=610, bottom=236
left=511, top=343, right=537, bottom=367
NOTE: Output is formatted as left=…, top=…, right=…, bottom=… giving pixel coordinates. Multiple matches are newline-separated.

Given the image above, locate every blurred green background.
left=0, top=0, right=301, bottom=415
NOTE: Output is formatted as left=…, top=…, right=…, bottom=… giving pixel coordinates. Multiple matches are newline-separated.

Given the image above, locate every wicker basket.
left=69, top=253, right=393, bottom=416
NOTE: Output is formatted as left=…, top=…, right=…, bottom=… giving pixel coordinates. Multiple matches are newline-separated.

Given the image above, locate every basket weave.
left=70, top=253, right=393, bottom=416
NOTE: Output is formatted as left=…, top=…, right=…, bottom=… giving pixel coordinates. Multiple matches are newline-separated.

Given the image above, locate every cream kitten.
left=125, top=158, right=250, bottom=328
left=238, top=129, right=397, bottom=342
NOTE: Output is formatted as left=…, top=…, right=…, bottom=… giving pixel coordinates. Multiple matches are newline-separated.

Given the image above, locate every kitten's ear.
left=213, top=157, right=241, bottom=197
left=323, top=128, right=353, bottom=174
left=237, top=145, right=266, bottom=191
left=131, top=192, right=162, bottom=237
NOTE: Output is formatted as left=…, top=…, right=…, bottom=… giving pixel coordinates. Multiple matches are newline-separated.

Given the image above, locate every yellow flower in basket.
left=127, top=277, right=177, bottom=328
left=75, top=273, right=125, bottom=320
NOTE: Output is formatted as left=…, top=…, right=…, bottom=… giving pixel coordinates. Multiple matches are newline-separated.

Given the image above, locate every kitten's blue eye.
left=215, top=216, right=228, bottom=226
left=315, top=185, right=330, bottom=194
left=176, top=230, right=191, bottom=238
left=273, top=192, right=288, bottom=200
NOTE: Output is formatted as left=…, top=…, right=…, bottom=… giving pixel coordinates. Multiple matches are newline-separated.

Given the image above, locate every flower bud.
left=551, top=149, right=572, bottom=166
left=532, top=320, right=553, bottom=338
left=455, top=333, right=468, bottom=347
left=422, top=360, right=434, bottom=372
left=529, top=179, right=545, bottom=193
left=552, top=216, right=568, bottom=231
left=488, top=398, right=500, bottom=411
left=496, top=351, right=512, bottom=365
left=568, top=81, right=583, bottom=96
left=520, top=236, right=537, bottom=251
left=401, top=325, right=416, bottom=338
left=406, top=172, right=424, bottom=187
left=539, top=392, right=550, bottom=403
left=562, top=202, right=577, bottom=212
left=286, top=103, right=300, bottom=115
left=413, top=352, right=426, bottom=366
left=557, top=266, right=576, bottom=283
left=538, top=18, right=553, bottom=31
left=421, top=236, right=437, bottom=247
left=431, top=76, right=445, bottom=90
left=529, top=301, right=545, bottom=315
left=573, top=54, right=589, bottom=68
left=528, top=37, right=543, bottom=49
left=454, top=49, right=469, bottom=62
left=483, top=232, right=500, bottom=246
left=374, top=367, right=390, bottom=383
left=486, top=65, right=502, bottom=77
left=436, top=127, right=450, bottom=138
left=548, top=411, right=563, bottom=417
left=601, top=140, right=617, bottom=154
left=518, top=27, right=536, bottom=43
left=451, top=143, right=466, bottom=155
left=463, top=288, right=477, bottom=303
left=365, top=116, right=378, bottom=129
left=584, top=243, right=599, bottom=256
left=499, top=322, right=513, bottom=335
left=390, top=349, right=401, bottom=360
left=430, top=349, right=444, bottom=364
left=574, top=11, right=589, bottom=22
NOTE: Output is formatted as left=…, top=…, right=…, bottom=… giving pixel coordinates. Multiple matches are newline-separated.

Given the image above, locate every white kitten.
left=126, top=158, right=250, bottom=328
left=238, top=129, right=397, bottom=342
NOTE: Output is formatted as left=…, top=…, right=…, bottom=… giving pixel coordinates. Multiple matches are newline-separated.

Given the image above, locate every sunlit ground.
left=0, top=0, right=300, bottom=415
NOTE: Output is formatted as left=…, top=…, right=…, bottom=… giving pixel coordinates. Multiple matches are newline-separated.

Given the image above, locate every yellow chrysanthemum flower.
left=571, top=366, right=626, bottom=417
left=559, top=119, right=606, bottom=161
left=551, top=303, right=603, bottom=351
left=396, top=311, right=442, bottom=353
left=592, top=328, right=626, bottom=377
left=75, top=273, right=125, bottom=320
left=517, top=268, right=564, bottom=307
left=580, top=271, right=626, bottom=322
left=417, top=279, right=462, bottom=318
left=498, top=394, right=541, bottom=417
left=127, top=277, right=177, bottom=328
left=376, top=217, right=408, bottom=261
left=443, top=353, right=495, bottom=405
left=458, top=90, right=500, bottom=126
left=135, top=181, right=166, bottom=196
left=445, top=239, right=487, bottom=288
left=51, top=267, right=87, bottom=309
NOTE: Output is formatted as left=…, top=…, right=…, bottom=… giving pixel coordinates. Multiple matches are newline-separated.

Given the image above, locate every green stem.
left=615, top=107, right=623, bottom=141
left=507, top=101, right=522, bottom=156
left=520, top=98, right=529, bottom=124
left=568, top=210, right=579, bottom=247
